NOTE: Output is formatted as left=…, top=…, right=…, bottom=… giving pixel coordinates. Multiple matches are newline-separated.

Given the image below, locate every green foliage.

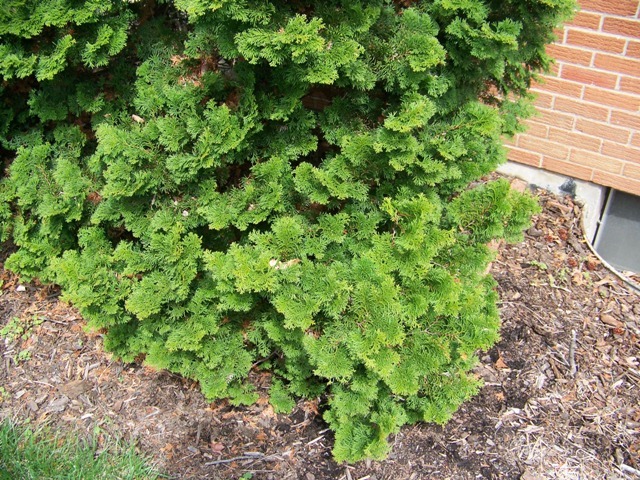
left=0, top=315, right=43, bottom=343
left=0, top=0, right=574, bottom=462
left=1, top=315, right=44, bottom=364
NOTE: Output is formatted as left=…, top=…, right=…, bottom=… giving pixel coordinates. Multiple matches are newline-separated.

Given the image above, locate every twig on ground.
left=30, top=380, right=55, bottom=388
left=195, top=421, right=202, bottom=445
left=306, top=435, right=324, bottom=446
left=621, top=464, right=640, bottom=477
left=43, top=318, right=67, bottom=325
left=204, top=450, right=289, bottom=466
left=551, top=284, right=572, bottom=293
left=205, top=455, right=257, bottom=466
left=569, top=330, right=577, bottom=377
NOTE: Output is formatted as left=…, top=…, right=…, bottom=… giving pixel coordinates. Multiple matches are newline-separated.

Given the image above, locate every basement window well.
left=593, top=189, right=640, bottom=274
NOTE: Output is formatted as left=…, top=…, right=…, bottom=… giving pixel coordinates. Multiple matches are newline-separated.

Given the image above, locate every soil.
left=1, top=186, right=639, bottom=480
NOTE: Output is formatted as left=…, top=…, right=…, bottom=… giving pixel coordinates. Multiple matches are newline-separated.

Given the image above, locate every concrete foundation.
left=498, top=162, right=607, bottom=243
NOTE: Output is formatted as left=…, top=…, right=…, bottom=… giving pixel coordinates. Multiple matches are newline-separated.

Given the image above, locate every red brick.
left=533, top=76, right=583, bottom=98
left=580, top=0, right=638, bottom=16
left=554, top=96, right=610, bottom=121
left=602, top=17, right=640, bottom=37
left=542, top=157, right=593, bottom=181
left=522, top=120, right=549, bottom=139
left=602, top=141, right=640, bottom=163
left=627, top=41, right=640, bottom=59
left=560, top=64, right=618, bottom=88
left=583, top=87, right=640, bottom=111
left=632, top=132, right=640, bottom=148
left=535, top=109, right=576, bottom=129
left=576, top=118, right=631, bottom=143
left=507, top=147, right=542, bottom=167
left=594, top=53, right=640, bottom=77
left=518, top=136, right=570, bottom=160
left=620, top=76, right=640, bottom=95
left=566, top=29, right=627, bottom=54
left=570, top=149, right=624, bottom=173
left=553, top=27, right=567, bottom=42
left=592, top=171, right=640, bottom=195
left=569, top=11, right=602, bottom=30
left=624, top=162, right=640, bottom=180
left=546, top=44, right=593, bottom=66
left=532, top=91, right=554, bottom=109
left=611, top=110, right=640, bottom=130
left=548, top=127, right=602, bottom=151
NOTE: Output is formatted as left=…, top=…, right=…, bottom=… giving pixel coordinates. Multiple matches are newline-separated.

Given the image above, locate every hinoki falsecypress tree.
left=1, top=0, right=574, bottom=461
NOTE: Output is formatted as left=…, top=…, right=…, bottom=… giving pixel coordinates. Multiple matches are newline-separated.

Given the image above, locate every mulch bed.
left=1, top=185, right=639, bottom=479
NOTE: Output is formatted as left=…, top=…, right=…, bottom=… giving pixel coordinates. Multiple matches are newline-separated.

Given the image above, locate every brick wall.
left=506, top=0, right=640, bottom=195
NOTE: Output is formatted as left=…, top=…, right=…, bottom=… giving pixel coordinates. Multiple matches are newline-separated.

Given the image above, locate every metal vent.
left=593, top=189, right=640, bottom=274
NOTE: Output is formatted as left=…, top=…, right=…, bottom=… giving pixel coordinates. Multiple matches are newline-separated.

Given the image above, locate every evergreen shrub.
left=1, top=0, right=574, bottom=461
